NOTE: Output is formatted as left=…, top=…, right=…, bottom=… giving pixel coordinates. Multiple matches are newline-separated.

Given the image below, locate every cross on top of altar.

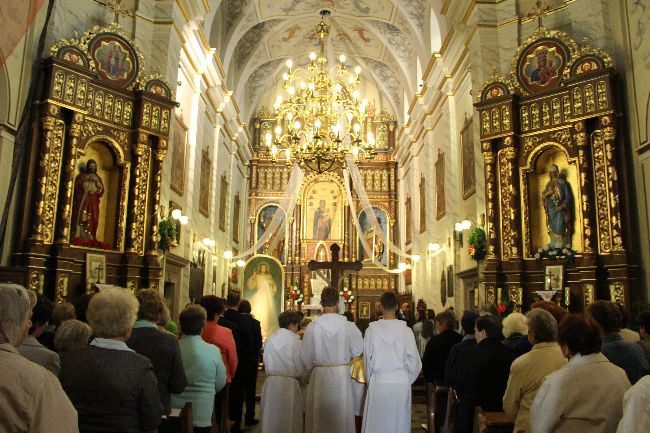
left=100, top=0, right=130, bottom=24
left=308, top=243, right=363, bottom=291
left=527, top=0, right=551, bottom=30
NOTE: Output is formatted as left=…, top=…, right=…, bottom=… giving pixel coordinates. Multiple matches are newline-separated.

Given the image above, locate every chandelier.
left=264, top=10, right=376, bottom=173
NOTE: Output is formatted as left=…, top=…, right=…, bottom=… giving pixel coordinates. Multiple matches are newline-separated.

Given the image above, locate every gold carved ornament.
left=583, top=283, right=595, bottom=306
left=128, top=141, right=151, bottom=255
left=486, top=286, right=496, bottom=305
left=610, top=282, right=625, bottom=305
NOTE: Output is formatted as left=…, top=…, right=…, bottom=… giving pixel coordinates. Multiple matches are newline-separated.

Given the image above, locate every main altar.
left=474, top=26, right=637, bottom=310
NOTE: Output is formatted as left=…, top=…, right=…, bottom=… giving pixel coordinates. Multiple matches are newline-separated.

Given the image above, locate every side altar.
left=474, top=27, right=637, bottom=310
left=3, top=24, right=177, bottom=300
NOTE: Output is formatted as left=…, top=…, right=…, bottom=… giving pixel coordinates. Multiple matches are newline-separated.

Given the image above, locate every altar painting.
left=243, top=256, right=284, bottom=338
left=256, top=205, right=286, bottom=264
left=357, top=207, right=388, bottom=266
left=303, top=180, right=343, bottom=241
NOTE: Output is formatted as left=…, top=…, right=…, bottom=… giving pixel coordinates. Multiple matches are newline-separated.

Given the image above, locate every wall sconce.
left=202, top=238, right=216, bottom=248
left=454, top=214, right=486, bottom=248
left=411, top=254, right=421, bottom=263
left=171, top=208, right=189, bottom=225
left=398, top=262, right=408, bottom=272
left=223, top=250, right=234, bottom=259
left=235, top=259, right=246, bottom=267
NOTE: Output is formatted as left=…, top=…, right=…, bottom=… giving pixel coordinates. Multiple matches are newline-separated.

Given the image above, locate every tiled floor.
left=239, top=372, right=427, bottom=433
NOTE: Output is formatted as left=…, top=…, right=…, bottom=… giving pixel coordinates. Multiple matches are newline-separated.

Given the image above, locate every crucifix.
left=527, top=0, right=551, bottom=30
left=308, top=243, right=362, bottom=292
left=101, top=0, right=130, bottom=24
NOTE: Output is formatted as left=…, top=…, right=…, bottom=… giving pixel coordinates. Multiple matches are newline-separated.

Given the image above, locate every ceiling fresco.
left=213, top=0, right=435, bottom=123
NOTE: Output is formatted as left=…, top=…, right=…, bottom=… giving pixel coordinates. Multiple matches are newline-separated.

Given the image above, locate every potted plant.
left=467, top=226, right=487, bottom=262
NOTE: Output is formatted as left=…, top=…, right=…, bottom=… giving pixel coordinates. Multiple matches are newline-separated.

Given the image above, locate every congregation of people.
left=2, top=280, right=650, bottom=433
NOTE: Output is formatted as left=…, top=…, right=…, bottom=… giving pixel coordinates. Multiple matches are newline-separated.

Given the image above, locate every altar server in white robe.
left=260, top=311, right=305, bottom=433
left=302, top=287, right=364, bottom=433
left=362, top=291, right=422, bottom=433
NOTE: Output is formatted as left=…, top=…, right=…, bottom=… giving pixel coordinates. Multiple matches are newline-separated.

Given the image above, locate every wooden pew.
left=421, top=383, right=449, bottom=433
left=472, top=407, right=514, bottom=433
left=166, top=402, right=193, bottom=433
left=440, top=388, right=459, bottom=433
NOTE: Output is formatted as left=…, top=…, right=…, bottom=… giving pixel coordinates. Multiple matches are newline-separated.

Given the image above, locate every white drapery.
left=232, top=163, right=304, bottom=260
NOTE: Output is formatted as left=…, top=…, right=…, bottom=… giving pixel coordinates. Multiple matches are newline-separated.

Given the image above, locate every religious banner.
left=243, top=255, right=284, bottom=338
left=405, top=197, right=412, bottom=244
left=232, top=193, right=241, bottom=244
left=419, top=175, right=426, bottom=232
left=256, top=204, right=286, bottom=264
left=218, top=174, right=228, bottom=230
left=358, top=207, right=388, bottom=266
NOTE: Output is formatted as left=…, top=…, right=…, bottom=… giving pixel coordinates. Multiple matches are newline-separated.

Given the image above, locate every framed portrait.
left=303, top=179, right=343, bottom=241
left=440, top=271, right=447, bottom=307
left=232, top=193, right=241, bottom=244
left=436, top=149, right=446, bottom=219
left=447, top=265, right=454, bottom=298
left=359, top=302, right=371, bottom=319
left=243, top=255, right=284, bottom=338
left=199, top=150, right=212, bottom=217
left=218, top=174, right=228, bottom=231
left=461, top=118, right=476, bottom=200
left=86, top=253, right=106, bottom=285
left=405, top=249, right=413, bottom=286
left=545, top=265, right=564, bottom=291
left=170, top=116, right=187, bottom=195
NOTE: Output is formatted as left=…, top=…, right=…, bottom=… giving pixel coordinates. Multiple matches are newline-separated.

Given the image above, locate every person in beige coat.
left=0, top=284, right=79, bottom=433
left=503, top=309, right=566, bottom=433
left=530, top=315, right=630, bottom=433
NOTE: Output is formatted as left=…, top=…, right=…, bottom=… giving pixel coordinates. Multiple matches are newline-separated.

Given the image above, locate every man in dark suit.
left=237, top=299, right=263, bottom=426
left=126, top=289, right=186, bottom=432
left=447, top=314, right=515, bottom=433
left=422, top=309, right=462, bottom=385
left=223, top=291, right=257, bottom=433
left=445, top=311, right=480, bottom=378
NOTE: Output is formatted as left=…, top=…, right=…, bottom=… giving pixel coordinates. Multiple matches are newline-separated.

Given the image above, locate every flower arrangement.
left=71, top=237, right=112, bottom=250
left=339, top=286, right=355, bottom=304
left=534, top=243, right=577, bottom=265
left=488, top=289, right=515, bottom=319
left=289, top=284, right=304, bottom=305
left=467, top=227, right=487, bottom=261
left=158, top=217, right=177, bottom=253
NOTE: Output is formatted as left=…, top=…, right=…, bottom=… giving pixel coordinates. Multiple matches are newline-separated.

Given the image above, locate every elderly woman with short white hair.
left=55, top=319, right=92, bottom=355
left=0, top=284, right=79, bottom=433
left=60, top=288, right=162, bottom=433
left=502, top=312, right=528, bottom=350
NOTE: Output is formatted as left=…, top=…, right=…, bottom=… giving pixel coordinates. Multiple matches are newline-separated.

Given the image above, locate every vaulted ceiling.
left=209, top=0, right=438, bottom=124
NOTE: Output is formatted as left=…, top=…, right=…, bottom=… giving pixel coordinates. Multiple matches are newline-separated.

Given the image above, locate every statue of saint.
left=246, top=263, right=279, bottom=338
left=542, top=164, right=574, bottom=247
left=72, top=159, right=104, bottom=241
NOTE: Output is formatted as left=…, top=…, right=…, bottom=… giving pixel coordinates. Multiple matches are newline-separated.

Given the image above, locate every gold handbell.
left=350, top=355, right=366, bottom=384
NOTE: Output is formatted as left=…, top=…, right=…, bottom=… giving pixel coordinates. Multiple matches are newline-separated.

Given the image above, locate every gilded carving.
left=551, top=129, right=572, bottom=149
left=81, top=121, right=104, bottom=140
left=498, top=147, right=518, bottom=260
left=596, top=81, right=607, bottom=109
left=64, top=75, right=76, bottom=103
left=56, top=274, right=69, bottom=303
left=610, top=282, right=624, bottom=305
left=523, top=136, right=541, bottom=155
left=143, top=102, right=151, bottom=128
left=129, top=142, right=151, bottom=255
left=53, top=72, right=64, bottom=99
left=551, top=98, right=560, bottom=125
left=94, top=91, right=104, bottom=117
left=584, top=283, right=595, bottom=306
left=542, top=103, right=550, bottom=127
left=509, top=286, right=523, bottom=306
left=29, top=271, right=42, bottom=294
left=502, top=106, right=511, bottom=130
left=124, top=102, right=133, bottom=125
left=572, top=87, right=583, bottom=115
left=110, top=129, right=128, bottom=147
left=584, top=84, right=595, bottom=112
left=531, top=104, right=540, bottom=129
left=161, top=109, right=169, bottom=133
left=484, top=149, right=498, bottom=260
left=104, top=94, right=114, bottom=120
left=374, top=170, right=382, bottom=191
left=562, top=95, right=571, bottom=118
left=481, top=111, right=490, bottom=135
left=491, top=108, right=500, bottom=133
left=114, top=99, right=123, bottom=123
left=37, top=118, right=66, bottom=243
left=382, top=170, right=389, bottom=191
left=152, top=106, right=160, bottom=130
left=486, top=286, right=496, bottom=304
left=76, top=79, right=87, bottom=106
left=521, top=107, right=530, bottom=131
left=86, top=88, right=94, bottom=110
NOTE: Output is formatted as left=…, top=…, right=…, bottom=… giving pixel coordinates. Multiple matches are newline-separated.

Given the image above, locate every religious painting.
left=545, top=265, right=564, bottom=291
left=86, top=253, right=106, bottom=286
left=199, top=150, right=211, bottom=217
left=405, top=249, right=413, bottom=286
left=303, top=179, right=343, bottom=241
left=218, top=174, right=228, bottom=230
left=517, top=39, right=569, bottom=94
left=461, top=119, right=476, bottom=199
left=72, top=159, right=105, bottom=242
left=405, top=197, right=412, bottom=245
left=357, top=207, right=388, bottom=266
left=232, top=194, right=241, bottom=244
left=170, top=116, right=187, bottom=195
left=419, top=175, right=426, bottom=233
left=447, top=265, right=454, bottom=298
left=243, top=255, right=284, bottom=338
left=169, top=201, right=182, bottom=246
left=94, top=40, right=132, bottom=80
left=436, top=150, right=446, bottom=219
left=230, top=248, right=239, bottom=285
left=257, top=204, right=286, bottom=264
left=359, top=301, right=371, bottom=319
left=440, top=270, right=447, bottom=307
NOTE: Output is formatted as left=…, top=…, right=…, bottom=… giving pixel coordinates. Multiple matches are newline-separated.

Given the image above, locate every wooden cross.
left=527, top=0, right=551, bottom=30
left=101, top=0, right=130, bottom=24
left=308, top=243, right=362, bottom=292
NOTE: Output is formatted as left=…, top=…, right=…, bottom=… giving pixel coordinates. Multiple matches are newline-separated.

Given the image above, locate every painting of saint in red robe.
left=72, top=159, right=104, bottom=241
